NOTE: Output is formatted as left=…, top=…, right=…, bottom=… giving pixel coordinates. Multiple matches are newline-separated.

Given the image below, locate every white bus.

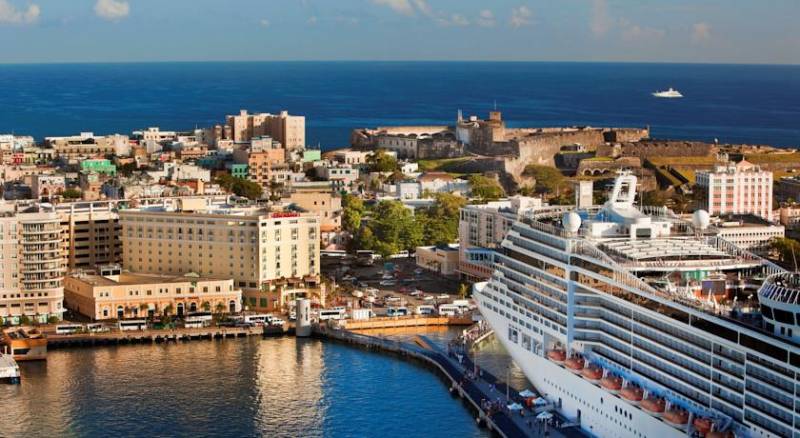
left=318, top=308, right=347, bottom=321
left=414, top=305, right=436, bottom=316
left=438, top=304, right=461, bottom=317
left=55, top=324, right=83, bottom=335
left=185, top=312, right=213, bottom=328
left=386, top=307, right=409, bottom=317
left=86, top=323, right=109, bottom=333
left=243, top=314, right=273, bottom=326
left=118, top=320, right=147, bottom=331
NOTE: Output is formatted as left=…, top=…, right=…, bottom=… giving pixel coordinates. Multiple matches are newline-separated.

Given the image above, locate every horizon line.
left=1, top=59, right=799, bottom=67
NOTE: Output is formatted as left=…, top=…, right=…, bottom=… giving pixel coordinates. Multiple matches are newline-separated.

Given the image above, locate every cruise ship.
left=474, top=173, right=799, bottom=438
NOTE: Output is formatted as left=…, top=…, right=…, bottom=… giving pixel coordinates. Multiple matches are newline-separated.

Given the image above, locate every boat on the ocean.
left=652, top=87, right=683, bottom=98
left=2, top=326, right=48, bottom=361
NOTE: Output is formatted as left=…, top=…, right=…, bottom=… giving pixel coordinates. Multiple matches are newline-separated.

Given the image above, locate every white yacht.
left=473, top=173, right=798, bottom=438
left=652, top=88, right=683, bottom=98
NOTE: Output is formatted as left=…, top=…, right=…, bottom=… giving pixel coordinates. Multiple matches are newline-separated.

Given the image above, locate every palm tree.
left=163, top=303, right=174, bottom=316
left=201, top=301, right=211, bottom=312
left=139, top=303, right=150, bottom=317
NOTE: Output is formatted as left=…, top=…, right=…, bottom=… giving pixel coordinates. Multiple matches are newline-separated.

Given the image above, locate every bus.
left=414, top=305, right=436, bottom=316
left=318, top=308, right=347, bottom=321
left=437, top=304, right=461, bottom=317
left=243, top=314, right=272, bottom=326
left=185, top=312, right=213, bottom=328
left=118, top=320, right=148, bottom=331
left=55, top=324, right=83, bottom=335
left=86, top=323, right=108, bottom=333
left=386, top=307, right=409, bottom=317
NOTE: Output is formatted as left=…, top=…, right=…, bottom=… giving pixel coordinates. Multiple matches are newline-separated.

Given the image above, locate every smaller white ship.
left=652, top=87, right=683, bottom=98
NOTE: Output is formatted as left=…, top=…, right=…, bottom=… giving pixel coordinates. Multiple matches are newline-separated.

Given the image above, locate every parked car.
left=379, top=280, right=396, bottom=287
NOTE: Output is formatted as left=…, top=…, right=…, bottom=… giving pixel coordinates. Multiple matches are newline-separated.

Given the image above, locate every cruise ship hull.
left=477, top=299, right=684, bottom=438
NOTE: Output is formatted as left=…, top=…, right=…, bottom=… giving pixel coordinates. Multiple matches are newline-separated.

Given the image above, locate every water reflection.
left=0, top=337, right=486, bottom=437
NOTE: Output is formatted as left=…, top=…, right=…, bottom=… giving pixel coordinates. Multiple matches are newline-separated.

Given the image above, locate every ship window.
left=740, top=334, right=787, bottom=362
left=772, top=308, right=795, bottom=325
left=760, top=304, right=773, bottom=319
left=690, top=316, right=738, bottom=343
left=790, top=353, right=800, bottom=368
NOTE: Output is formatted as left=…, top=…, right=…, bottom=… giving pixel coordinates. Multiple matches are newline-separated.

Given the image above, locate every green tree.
left=468, top=175, right=505, bottom=200
left=342, top=193, right=365, bottom=234
left=770, top=237, right=800, bottom=267
left=201, top=301, right=211, bottom=312
left=117, top=162, right=138, bottom=176
left=367, top=150, right=398, bottom=172
left=232, top=179, right=263, bottom=200
left=417, top=193, right=467, bottom=245
left=356, top=200, right=422, bottom=256
left=268, top=181, right=284, bottom=202
left=215, top=302, right=225, bottom=315
left=61, top=188, right=82, bottom=199
left=523, top=165, right=565, bottom=195
left=47, top=316, right=60, bottom=324
left=18, top=315, right=31, bottom=325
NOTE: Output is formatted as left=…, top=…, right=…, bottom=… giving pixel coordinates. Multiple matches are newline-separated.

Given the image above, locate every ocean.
left=0, top=62, right=798, bottom=148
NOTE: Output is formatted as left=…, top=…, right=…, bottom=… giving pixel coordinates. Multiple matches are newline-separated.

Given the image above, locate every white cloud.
left=259, top=19, right=270, bottom=28
left=94, top=0, right=129, bottom=21
left=372, top=0, right=414, bottom=16
left=510, top=5, right=532, bottom=28
left=590, top=0, right=612, bottom=37
left=476, top=9, right=495, bottom=28
left=692, top=22, right=711, bottom=44
left=0, top=0, right=40, bottom=25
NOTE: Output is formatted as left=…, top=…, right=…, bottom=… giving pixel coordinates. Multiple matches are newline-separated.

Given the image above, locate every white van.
left=387, top=307, right=409, bottom=317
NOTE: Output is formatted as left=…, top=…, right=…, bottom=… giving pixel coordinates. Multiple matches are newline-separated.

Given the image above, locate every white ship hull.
left=477, top=299, right=684, bottom=438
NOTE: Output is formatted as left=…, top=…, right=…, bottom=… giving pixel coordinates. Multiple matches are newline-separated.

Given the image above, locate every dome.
left=692, top=210, right=710, bottom=230
left=562, top=212, right=582, bottom=233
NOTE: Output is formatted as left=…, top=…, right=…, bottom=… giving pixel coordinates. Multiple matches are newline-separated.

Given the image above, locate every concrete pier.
left=46, top=326, right=270, bottom=348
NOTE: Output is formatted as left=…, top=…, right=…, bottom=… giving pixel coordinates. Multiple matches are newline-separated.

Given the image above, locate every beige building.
left=119, top=199, right=321, bottom=312
left=226, top=110, right=305, bottom=151
left=45, top=132, right=130, bottom=162
left=64, top=270, right=242, bottom=320
left=286, top=191, right=342, bottom=233
left=56, top=202, right=122, bottom=272
left=415, top=244, right=460, bottom=276
left=0, top=203, right=65, bottom=324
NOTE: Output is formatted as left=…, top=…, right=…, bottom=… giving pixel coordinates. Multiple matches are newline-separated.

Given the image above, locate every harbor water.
left=0, top=336, right=489, bottom=437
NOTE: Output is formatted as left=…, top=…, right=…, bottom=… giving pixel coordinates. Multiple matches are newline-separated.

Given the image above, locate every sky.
left=0, top=0, right=798, bottom=64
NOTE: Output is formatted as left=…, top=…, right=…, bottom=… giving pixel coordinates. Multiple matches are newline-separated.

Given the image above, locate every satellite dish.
left=562, top=211, right=582, bottom=233
left=692, top=210, right=710, bottom=230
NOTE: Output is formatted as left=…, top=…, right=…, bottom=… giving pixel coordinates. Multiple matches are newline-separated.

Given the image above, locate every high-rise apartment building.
left=696, top=160, right=773, bottom=221
left=0, top=203, right=65, bottom=324
left=226, top=110, right=305, bottom=150
left=119, top=199, right=321, bottom=312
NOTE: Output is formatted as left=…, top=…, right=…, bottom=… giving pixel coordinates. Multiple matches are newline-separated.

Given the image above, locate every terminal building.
left=64, top=268, right=242, bottom=320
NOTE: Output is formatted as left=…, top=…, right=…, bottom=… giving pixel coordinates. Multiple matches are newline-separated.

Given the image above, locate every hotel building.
left=64, top=269, right=242, bottom=320
left=226, top=110, right=305, bottom=151
left=44, top=132, right=130, bottom=162
left=0, top=203, right=65, bottom=324
left=696, top=160, right=773, bottom=221
left=119, top=198, right=321, bottom=312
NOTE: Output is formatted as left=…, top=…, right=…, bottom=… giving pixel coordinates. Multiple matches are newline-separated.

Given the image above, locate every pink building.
left=696, top=160, right=773, bottom=221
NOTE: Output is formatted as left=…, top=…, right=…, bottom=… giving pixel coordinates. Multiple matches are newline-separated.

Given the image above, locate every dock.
left=46, top=325, right=275, bottom=348
left=342, top=315, right=473, bottom=330
left=315, top=325, right=584, bottom=438
left=0, top=354, right=20, bottom=384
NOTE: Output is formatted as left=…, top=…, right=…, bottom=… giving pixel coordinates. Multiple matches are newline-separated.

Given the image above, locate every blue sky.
left=0, top=0, right=798, bottom=64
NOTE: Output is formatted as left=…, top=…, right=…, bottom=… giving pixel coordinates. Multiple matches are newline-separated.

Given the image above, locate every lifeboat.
left=640, top=397, right=666, bottom=416
left=619, top=385, right=643, bottom=403
left=599, top=374, right=622, bottom=392
left=693, top=417, right=713, bottom=436
left=547, top=349, right=566, bottom=363
left=663, top=408, right=689, bottom=427
left=581, top=364, right=603, bottom=381
left=564, top=356, right=585, bottom=372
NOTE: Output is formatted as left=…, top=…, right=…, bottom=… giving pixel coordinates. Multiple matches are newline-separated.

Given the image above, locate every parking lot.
left=324, top=256, right=465, bottom=316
